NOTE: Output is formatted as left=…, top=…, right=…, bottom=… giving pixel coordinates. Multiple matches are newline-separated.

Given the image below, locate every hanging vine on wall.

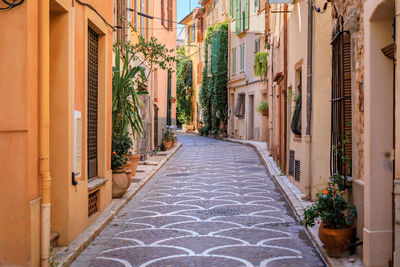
left=254, top=51, right=268, bottom=79
left=199, top=21, right=228, bottom=136
left=176, top=46, right=193, bottom=125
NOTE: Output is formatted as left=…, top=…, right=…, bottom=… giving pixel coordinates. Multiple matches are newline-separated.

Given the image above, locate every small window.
left=232, top=48, right=237, bottom=75
left=192, top=23, right=195, bottom=42
left=240, top=43, right=245, bottom=72
left=255, top=38, right=260, bottom=53
left=254, top=0, right=259, bottom=12
left=187, top=26, right=190, bottom=45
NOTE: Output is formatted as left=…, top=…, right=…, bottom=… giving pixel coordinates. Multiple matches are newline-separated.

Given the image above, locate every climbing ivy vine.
left=176, top=46, right=193, bottom=125
left=199, top=21, right=228, bottom=135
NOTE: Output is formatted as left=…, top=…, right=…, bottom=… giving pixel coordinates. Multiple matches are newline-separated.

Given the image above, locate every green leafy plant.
left=199, top=126, right=209, bottom=136
left=112, top=42, right=147, bottom=137
left=176, top=46, right=193, bottom=125
left=162, top=128, right=175, bottom=142
left=254, top=51, right=268, bottom=78
left=199, top=21, right=228, bottom=136
left=302, top=183, right=356, bottom=229
left=256, top=101, right=269, bottom=113
left=111, top=133, right=132, bottom=170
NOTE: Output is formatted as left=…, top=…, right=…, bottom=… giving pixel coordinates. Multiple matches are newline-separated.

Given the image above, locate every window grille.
left=87, top=27, right=98, bottom=179
left=295, top=160, right=300, bottom=181
left=88, top=190, right=99, bottom=217
left=289, top=150, right=295, bottom=176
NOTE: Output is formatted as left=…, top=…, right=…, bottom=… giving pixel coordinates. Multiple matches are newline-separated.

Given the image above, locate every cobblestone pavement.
left=72, top=134, right=326, bottom=267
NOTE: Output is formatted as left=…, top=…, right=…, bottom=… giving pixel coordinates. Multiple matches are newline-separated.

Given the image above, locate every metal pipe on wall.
left=39, top=0, right=51, bottom=265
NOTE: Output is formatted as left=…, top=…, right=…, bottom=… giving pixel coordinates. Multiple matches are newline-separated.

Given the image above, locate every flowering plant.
left=302, top=181, right=356, bottom=229
left=111, top=133, right=132, bottom=170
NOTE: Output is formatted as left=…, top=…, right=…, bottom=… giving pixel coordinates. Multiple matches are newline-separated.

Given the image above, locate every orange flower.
left=323, top=189, right=329, bottom=195
left=113, top=151, right=116, bottom=155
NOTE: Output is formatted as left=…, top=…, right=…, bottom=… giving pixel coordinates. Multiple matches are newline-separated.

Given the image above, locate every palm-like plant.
left=112, top=42, right=147, bottom=138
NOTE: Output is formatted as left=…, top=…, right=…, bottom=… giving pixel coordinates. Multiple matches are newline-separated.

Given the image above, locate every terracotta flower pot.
left=262, top=109, right=268, bottom=116
left=112, top=169, right=129, bottom=198
left=163, top=141, right=173, bottom=150
left=318, top=222, right=355, bottom=254
left=125, top=168, right=132, bottom=185
left=129, top=154, right=141, bottom=177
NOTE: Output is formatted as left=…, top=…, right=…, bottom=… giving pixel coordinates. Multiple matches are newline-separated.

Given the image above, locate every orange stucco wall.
left=0, top=0, right=113, bottom=265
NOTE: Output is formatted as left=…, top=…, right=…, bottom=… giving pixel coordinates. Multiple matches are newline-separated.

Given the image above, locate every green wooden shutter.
left=245, top=0, right=249, bottom=30
left=230, top=0, right=233, bottom=17
left=235, top=0, right=241, bottom=33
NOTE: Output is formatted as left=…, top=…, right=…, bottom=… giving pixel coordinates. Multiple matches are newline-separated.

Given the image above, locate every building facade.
left=0, top=0, right=114, bottom=265
left=228, top=0, right=268, bottom=141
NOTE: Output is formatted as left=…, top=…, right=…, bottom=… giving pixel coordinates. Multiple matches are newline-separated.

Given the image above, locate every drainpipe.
left=39, top=0, right=51, bottom=265
left=305, top=0, right=313, bottom=198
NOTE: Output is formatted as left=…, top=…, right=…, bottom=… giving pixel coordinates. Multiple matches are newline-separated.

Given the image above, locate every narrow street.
left=72, top=134, right=325, bottom=267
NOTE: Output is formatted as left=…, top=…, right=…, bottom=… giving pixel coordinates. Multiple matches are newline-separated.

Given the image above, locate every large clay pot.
left=318, top=222, right=355, bottom=254
left=112, top=169, right=129, bottom=198
left=129, top=154, right=141, bottom=177
left=125, top=168, right=132, bottom=185
left=163, top=141, right=173, bottom=150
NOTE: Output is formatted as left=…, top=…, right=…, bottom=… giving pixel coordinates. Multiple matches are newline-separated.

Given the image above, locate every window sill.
left=88, top=177, right=108, bottom=192
left=293, top=136, right=302, bottom=142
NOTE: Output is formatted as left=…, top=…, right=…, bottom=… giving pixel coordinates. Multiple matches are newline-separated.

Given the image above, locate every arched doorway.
left=364, top=0, right=395, bottom=265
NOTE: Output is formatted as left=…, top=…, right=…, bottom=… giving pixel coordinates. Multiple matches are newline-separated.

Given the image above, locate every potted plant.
left=162, top=129, right=174, bottom=150
left=302, top=174, right=356, bottom=256
left=112, top=42, right=147, bottom=197
left=111, top=133, right=130, bottom=198
left=257, top=100, right=269, bottom=116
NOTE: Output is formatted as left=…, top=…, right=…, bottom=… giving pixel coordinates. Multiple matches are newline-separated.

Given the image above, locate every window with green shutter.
left=244, top=0, right=248, bottom=30
left=235, top=0, right=241, bottom=33
left=230, top=0, right=233, bottom=17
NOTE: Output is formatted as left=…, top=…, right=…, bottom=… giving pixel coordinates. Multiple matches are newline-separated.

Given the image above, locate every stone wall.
left=331, top=0, right=365, bottom=182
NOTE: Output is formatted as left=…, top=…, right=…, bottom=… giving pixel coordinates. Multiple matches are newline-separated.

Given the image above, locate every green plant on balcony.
left=254, top=51, right=268, bottom=78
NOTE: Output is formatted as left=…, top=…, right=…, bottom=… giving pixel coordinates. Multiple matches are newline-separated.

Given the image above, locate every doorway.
left=248, top=94, right=254, bottom=140
left=278, top=82, right=287, bottom=172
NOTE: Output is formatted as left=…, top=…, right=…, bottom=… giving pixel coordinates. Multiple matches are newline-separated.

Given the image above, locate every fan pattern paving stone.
left=72, top=134, right=326, bottom=267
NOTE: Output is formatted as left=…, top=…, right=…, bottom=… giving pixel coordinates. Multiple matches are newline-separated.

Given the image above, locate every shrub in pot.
left=257, top=101, right=269, bottom=117
left=302, top=179, right=356, bottom=256
left=111, top=133, right=132, bottom=198
left=162, top=129, right=174, bottom=150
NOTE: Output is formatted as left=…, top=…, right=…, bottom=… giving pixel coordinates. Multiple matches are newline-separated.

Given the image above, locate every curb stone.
left=55, top=143, right=183, bottom=266
left=223, top=138, right=363, bottom=267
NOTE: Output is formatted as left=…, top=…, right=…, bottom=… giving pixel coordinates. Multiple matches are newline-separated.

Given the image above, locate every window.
left=161, top=0, right=165, bottom=27
left=254, top=0, right=259, bottom=12
left=146, top=0, right=149, bottom=40
left=255, top=38, right=260, bottom=53
left=232, top=48, right=237, bottom=75
left=187, top=26, right=190, bottom=44
left=214, top=0, right=218, bottom=21
left=140, top=0, right=145, bottom=36
left=134, top=0, right=138, bottom=28
left=331, top=32, right=352, bottom=177
left=235, top=0, right=248, bottom=34
left=291, top=68, right=302, bottom=136
left=127, top=0, right=132, bottom=25
left=167, top=0, right=173, bottom=30
left=87, top=27, right=99, bottom=179
left=222, top=0, right=225, bottom=13
left=192, top=23, right=195, bottom=42
left=240, top=43, right=245, bottom=72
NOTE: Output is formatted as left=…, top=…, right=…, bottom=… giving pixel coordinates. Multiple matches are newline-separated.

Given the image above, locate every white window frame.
left=192, top=23, right=195, bottom=42
left=240, top=43, right=245, bottom=72
left=255, top=38, right=260, bottom=53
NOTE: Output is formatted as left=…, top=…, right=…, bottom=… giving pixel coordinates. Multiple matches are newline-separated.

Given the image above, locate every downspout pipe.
left=39, top=0, right=51, bottom=265
left=306, top=0, right=313, bottom=136
left=305, top=0, right=313, bottom=198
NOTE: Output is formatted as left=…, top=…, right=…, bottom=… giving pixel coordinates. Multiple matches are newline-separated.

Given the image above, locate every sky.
left=176, top=0, right=198, bottom=37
